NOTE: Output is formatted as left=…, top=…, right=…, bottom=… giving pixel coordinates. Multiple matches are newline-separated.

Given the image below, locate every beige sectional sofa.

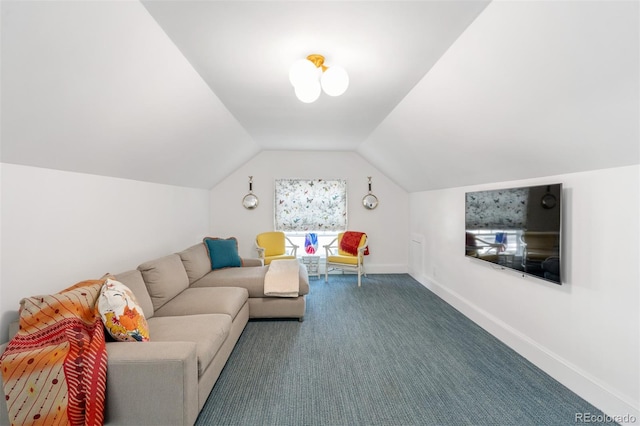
left=0, top=241, right=310, bottom=426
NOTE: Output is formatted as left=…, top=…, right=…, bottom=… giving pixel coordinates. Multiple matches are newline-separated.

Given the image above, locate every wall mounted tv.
left=465, top=183, right=562, bottom=285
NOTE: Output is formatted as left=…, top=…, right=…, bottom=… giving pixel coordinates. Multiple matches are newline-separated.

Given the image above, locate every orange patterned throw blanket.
left=339, top=231, right=370, bottom=256
left=1, top=279, right=108, bottom=426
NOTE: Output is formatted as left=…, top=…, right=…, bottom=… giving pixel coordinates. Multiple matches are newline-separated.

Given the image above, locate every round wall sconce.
left=362, top=176, right=378, bottom=210
left=242, top=176, right=259, bottom=210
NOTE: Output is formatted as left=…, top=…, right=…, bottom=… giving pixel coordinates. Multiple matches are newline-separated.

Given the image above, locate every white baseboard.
left=411, top=273, right=639, bottom=425
left=363, top=263, right=408, bottom=274
left=317, top=261, right=407, bottom=275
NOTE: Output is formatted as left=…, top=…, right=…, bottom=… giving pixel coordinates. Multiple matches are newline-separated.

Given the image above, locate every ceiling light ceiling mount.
left=306, top=54, right=327, bottom=71
left=289, top=54, right=349, bottom=103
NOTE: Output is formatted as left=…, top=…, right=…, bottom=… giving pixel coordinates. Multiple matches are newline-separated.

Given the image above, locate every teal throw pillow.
left=204, top=237, right=242, bottom=270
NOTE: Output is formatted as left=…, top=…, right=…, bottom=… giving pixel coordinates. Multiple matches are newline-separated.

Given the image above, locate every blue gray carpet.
left=196, top=274, right=611, bottom=425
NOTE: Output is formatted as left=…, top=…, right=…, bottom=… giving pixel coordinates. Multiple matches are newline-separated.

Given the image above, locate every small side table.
left=301, top=256, right=320, bottom=279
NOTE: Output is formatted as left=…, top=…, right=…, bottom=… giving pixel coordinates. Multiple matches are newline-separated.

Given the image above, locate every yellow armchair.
left=324, top=231, right=368, bottom=287
left=255, top=231, right=299, bottom=265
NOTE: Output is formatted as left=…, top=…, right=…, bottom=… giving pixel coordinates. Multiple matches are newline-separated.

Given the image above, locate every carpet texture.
left=196, top=274, right=611, bottom=425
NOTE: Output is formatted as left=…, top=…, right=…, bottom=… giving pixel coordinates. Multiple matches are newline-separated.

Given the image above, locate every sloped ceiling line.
left=1, top=1, right=637, bottom=192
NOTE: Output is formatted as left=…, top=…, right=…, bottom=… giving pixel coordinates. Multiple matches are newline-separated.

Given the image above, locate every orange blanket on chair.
left=1, top=279, right=108, bottom=426
left=339, top=231, right=370, bottom=256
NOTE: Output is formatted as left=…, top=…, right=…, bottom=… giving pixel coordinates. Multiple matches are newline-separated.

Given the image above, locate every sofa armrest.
left=1, top=339, right=199, bottom=426
left=242, top=257, right=264, bottom=267
left=105, top=341, right=199, bottom=426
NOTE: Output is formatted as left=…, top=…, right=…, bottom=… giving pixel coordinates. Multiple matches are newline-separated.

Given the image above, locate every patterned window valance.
left=274, top=179, right=347, bottom=232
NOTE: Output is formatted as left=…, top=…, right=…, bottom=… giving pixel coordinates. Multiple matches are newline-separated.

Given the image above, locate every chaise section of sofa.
left=178, top=243, right=310, bottom=320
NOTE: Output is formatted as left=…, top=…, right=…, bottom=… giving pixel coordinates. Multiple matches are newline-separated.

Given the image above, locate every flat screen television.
left=465, top=183, right=562, bottom=285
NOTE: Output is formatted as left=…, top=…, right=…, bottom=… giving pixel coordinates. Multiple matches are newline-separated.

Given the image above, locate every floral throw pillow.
left=97, top=278, right=150, bottom=342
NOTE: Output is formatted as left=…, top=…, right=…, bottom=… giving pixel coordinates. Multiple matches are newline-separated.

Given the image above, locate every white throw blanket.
left=264, top=259, right=300, bottom=297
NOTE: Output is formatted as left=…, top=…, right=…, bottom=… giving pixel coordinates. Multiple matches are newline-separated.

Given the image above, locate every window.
left=467, top=229, right=524, bottom=256
left=274, top=179, right=347, bottom=232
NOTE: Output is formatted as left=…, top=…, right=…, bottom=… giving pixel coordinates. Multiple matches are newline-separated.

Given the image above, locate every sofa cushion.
left=98, top=278, right=150, bottom=342
left=242, top=258, right=264, bottom=267
left=138, top=254, right=189, bottom=311
left=191, top=265, right=310, bottom=298
left=146, top=314, right=231, bottom=377
left=178, top=243, right=211, bottom=284
left=154, top=287, right=248, bottom=321
left=114, top=269, right=155, bottom=318
left=191, top=266, right=268, bottom=297
left=203, top=237, right=242, bottom=270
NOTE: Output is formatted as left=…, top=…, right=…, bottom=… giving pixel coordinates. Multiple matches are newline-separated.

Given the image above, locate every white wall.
left=409, top=165, right=639, bottom=421
left=0, top=164, right=210, bottom=342
left=209, top=150, right=409, bottom=273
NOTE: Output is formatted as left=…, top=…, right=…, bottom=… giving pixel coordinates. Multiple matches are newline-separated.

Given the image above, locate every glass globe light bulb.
left=294, top=80, right=321, bottom=103
left=321, top=65, right=349, bottom=96
left=289, top=59, right=319, bottom=88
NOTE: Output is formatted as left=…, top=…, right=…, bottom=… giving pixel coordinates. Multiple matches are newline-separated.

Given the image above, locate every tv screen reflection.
left=465, top=183, right=562, bottom=285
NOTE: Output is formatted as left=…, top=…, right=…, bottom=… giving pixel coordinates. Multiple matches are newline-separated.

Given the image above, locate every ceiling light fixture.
left=289, top=54, right=349, bottom=103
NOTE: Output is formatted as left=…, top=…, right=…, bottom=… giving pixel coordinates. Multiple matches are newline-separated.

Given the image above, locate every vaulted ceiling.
left=1, top=1, right=638, bottom=192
